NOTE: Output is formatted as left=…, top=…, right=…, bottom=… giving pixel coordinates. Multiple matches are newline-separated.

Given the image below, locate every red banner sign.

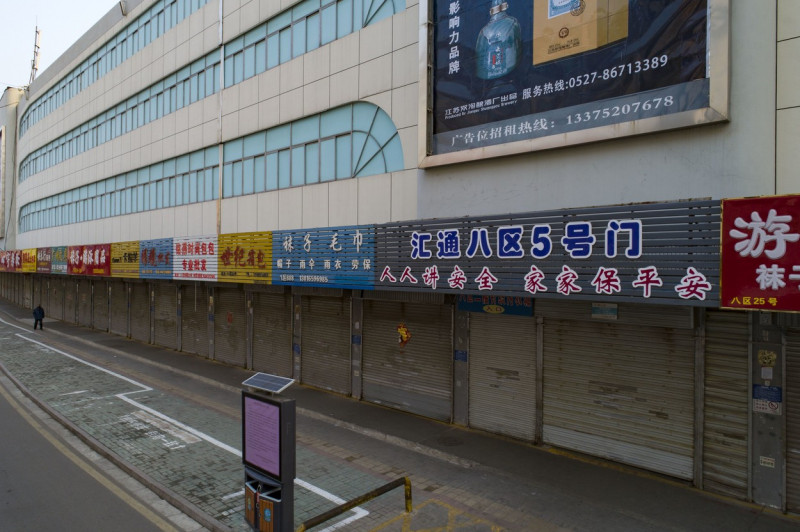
left=721, top=195, right=800, bottom=311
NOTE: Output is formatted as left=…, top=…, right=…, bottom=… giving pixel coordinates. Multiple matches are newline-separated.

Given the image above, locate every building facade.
left=1, top=0, right=800, bottom=512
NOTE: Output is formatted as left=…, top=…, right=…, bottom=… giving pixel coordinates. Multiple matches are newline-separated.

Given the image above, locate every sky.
left=0, top=0, right=118, bottom=89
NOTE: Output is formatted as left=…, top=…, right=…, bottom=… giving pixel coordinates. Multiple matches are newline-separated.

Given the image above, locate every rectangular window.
left=292, top=19, right=306, bottom=58
left=189, top=171, right=198, bottom=203
left=336, top=135, right=351, bottom=179
left=244, top=45, right=255, bottom=79
left=292, top=145, right=306, bottom=186
left=337, top=0, right=353, bottom=38
left=234, top=51, right=244, bottom=84
left=254, top=155, right=266, bottom=193
left=278, top=149, right=291, bottom=189
left=305, top=142, right=319, bottom=184
left=233, top=161, right=243, bottom=196
left=223, top=163, right=233, bottom=198
left=279, top=28, right=292, bottom=64
left=267, top=34, right=279, bottom=69
left=266, top=152, right=278, bottom=191
left=255, top=40, right=267, bottom=74
left=307, top=13, right=321, bottom=51
left=243, top=158, right=255, bottom=195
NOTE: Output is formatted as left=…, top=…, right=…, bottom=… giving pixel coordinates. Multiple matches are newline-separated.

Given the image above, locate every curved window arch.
left=19, top=102, right=404, bottom=233
left=18, top=0, right=406, bottom=183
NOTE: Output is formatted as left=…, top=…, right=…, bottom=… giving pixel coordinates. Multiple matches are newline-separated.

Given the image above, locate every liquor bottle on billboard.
left=533, top=0, right=629, bottom=65
left=476, top=0, right=523, bottom=80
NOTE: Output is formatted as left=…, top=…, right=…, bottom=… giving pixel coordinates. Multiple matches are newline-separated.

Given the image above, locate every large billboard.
left=421, top=0, right=729, bottom=165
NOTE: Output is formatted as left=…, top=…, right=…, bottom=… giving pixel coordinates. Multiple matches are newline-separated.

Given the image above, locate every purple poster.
left=243, top=396, right=280, bottom=478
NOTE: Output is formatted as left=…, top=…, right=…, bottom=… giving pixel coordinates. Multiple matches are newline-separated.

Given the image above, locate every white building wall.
left=778, top=0, right=800, bottom=194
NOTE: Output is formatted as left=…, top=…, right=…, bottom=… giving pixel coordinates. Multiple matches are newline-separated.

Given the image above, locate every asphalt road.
left=0, top=373, right=189, bottom=532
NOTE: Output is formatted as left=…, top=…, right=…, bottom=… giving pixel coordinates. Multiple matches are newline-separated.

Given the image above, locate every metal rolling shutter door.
left=153, top=284, right=178, bottom=349
left=703, top=310, right=749, bottom=500
left=33, top=277, right=43, bottom=308
left=362, top=300, right=452, bottom=421
left=542, top=314, right=695, bottom=479
left=64, top=281, right=77, bottom=323
left=253, top=292, right=292, bottom=377
left=77, top=279, right=92, bottom=326
left=301, top=296, right=351, bottom=395
left=786, top=326, right=800, bottom=511
left=49, top=278, right=64, bottom=321
left=109, top=281, right=128, bottom=336
left=214, top=287, right=246, bottom=367
left=130, top=283, right=150, bottom=343
left=93, top=280, right=109, bottom=331
left=23, top=276, right=33, bottom=308
left=469, top=313, right=536, bottom=441
left=181, top=285, right=209, bottom=357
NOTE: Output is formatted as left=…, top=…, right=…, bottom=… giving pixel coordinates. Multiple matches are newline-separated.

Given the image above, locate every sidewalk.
left=1, top=299, right=799, bottom=532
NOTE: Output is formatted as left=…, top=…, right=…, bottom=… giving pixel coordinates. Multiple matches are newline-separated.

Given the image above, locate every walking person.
left=33, top=304, right=45, bottom=330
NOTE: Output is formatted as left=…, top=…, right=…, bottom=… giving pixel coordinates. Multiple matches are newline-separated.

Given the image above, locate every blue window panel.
left=234, top=52, right=244, bottom=84
left=321, top=5, right=336, bottom=44
left=306, top=13, right=321, bottom=51
left=244, top=131, right=266, bottom=157
left=291, top=146, right=305, bottom=187
left=189, top=172, right=198, bottom=203
left=244, top=45, right=255, bottom=81
left=205, top=145, right=219, bottom=166
left=176, top=154, right=190, bottom=174
left=305, top=143, right=319, bottom=184
left=267, top=124, right=291, bottom=151
left=354, top=137, right=384, bottom=177
left=293, top=20, right=306, bottom=58
left=232, top=161, right=243, bottom=197
left=190, top=151, right=204, bottom=171
left=266, top=152, right=279, bottom=190
left=267, top=10, right=292, bottom=34
left=336, top=136, right=351, bottom=179
left=267, top=34, right=280, bottom=69
left=279, top=28, right=292, bottom=64
left=243, top=158, right=255, bottom=195
left=382, top=135, right=401, bottom=170
left=293, top=0, right=320, bottom=20
left=254, top=155, right=266, bottom=193
left=255, top=40, right=267, bottom=74
left=353, top=102, right=377, bottom=132
left=224, top=138, right=244, bottom=163
left=196, top=171, right=206, bottom=203
left=138, top=168, right=150, bottom=185
left=278, top=149, right=291, bottom=189
left=338, top=0, right=354, bottom=38
left=292, top=115, right=319, bottom=145
left=223, top=163, right=233, bottom=198
left=320, top=139, right=336, bottom=182
left=321, top=106, right=352, bottom=137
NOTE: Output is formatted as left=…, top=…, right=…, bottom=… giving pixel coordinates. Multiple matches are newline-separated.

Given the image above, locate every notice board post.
left=242, top=374, right=296, bottom=532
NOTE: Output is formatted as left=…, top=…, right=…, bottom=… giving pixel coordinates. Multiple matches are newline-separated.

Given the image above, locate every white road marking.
left=2, top=321, right=369, bottom=527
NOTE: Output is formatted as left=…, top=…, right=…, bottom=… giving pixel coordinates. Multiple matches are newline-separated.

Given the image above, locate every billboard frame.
left=417, top=0, right=731, bottom=167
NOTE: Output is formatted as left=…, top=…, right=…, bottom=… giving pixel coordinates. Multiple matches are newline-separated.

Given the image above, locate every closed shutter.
left=214, top=287, right=246, bottom=367
left=130, top=283, right=150, bottom=343
left=49, top=278, right=64, bottom=321
left=34, top=277, right=43, bottom=309
left=93, top=280, right=109, bottom=331
left=64, top=281, right=77, bottom=323
left=542, top=303, right=695, bottom=479
left=703, top=310, right=749, bottom=500
left=253, top=292, right=292, bottom=377
left=23, top=276, right=33, bottom=308
left=153, top=284, right=178, bottom=349
left=301, top=296, right=351, bottom=395
left=469, top=313, right=536, bottom=440
left=109, top=281, right=128, bottom=336
left=181, top=284, right=209, bottom=357
left=77, top=279, right=92, bottom=326
left=786, top=326, right=800, bottom=511
left=362, top=300, right=452, bottom=421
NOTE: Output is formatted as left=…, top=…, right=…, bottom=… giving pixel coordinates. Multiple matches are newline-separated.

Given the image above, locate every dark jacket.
left=33, top=306, right=45, bottom=320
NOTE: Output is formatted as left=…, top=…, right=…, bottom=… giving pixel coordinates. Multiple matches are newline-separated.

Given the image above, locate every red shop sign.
left=721, top=195, right=800, bottom=311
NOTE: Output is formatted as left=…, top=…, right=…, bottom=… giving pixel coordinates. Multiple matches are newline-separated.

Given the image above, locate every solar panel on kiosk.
left=242, top=372, right=294, bottom=394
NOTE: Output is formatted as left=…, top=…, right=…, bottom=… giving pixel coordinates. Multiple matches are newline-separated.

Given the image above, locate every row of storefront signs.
left=2, top=197, right=799, bottom=311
